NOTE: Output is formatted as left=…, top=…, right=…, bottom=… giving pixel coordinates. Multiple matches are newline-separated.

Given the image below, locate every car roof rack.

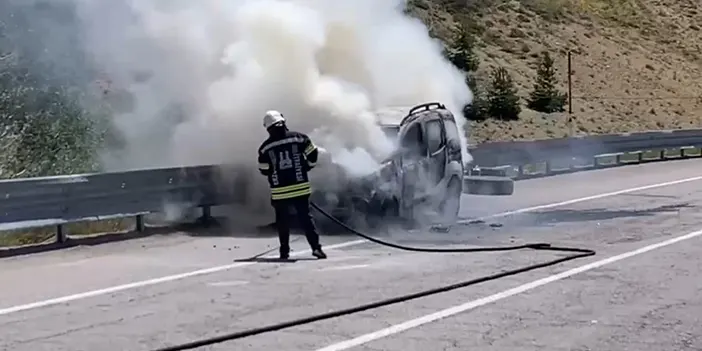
left=400, top=102, right=446, bottom=125
left=408, top=102, right=445, bottom=115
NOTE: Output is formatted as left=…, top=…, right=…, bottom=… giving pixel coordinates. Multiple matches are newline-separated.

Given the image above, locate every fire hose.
left=152, top=201, right=596, bottom=351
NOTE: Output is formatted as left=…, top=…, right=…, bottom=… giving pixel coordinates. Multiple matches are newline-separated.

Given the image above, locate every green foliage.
left=527, top=51, right=567, bottom=113
left=0, top=73, right=107, bottom=178
left=463, top=74, right=490, bottom=121
left=443, top=22, right=486, bottom=121
left=486, top=67, right=521, bottom=120
left=0, top=5, right=109, bottom=179
left=2, top=87, right=106, bottom=178
left=445, top=22, right=480, bottom=72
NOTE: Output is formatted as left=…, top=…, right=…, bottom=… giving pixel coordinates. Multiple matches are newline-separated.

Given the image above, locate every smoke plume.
left=74, top=0, right=472, bottom=165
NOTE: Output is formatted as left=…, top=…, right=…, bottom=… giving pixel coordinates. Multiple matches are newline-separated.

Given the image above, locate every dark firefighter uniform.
left=258, top=111, right=326, bottom=260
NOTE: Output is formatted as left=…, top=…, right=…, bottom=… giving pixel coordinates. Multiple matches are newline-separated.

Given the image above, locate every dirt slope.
left=409, top=0, right=702, bottom=143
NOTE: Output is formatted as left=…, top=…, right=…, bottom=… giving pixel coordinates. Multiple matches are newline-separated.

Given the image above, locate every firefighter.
left=257, top=110, right=327, bottom=260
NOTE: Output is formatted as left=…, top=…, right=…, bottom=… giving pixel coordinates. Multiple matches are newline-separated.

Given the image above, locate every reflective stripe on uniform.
left=307, top=160, right=316, bottom=167
left=304, top=143, right=317, bottom=156
left=270, top=182, right=312, bottom=200
left=271, top=188, right=312, bottom=200
left=260, top=136, right=306, bottom=155
left=258, top=162, right=269, bottom=170
left=271, top=182, right=310, bottom=194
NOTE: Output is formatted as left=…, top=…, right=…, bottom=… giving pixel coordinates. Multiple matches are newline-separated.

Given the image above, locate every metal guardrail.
left=0, top=165, right=227, bottom=242
left=2, top=128, right=702, bottom=243
left=467, top=129, right=702, bottom=178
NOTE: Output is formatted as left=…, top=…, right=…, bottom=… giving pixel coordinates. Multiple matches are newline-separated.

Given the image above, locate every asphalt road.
left=2, top=159, right=702, bottom=351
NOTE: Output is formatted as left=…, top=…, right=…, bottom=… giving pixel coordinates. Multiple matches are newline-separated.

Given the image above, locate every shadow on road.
left=521, top=203, right=695, bottom=225
left=233, top=257, right=318, bottom=263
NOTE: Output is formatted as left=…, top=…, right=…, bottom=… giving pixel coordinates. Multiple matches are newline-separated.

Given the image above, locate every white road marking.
left=460, top=174, right=702, bottom=223
left=55, top=258, right=97, bottom=267
left=0, top=239, right=365, bottom=316
left=2, top=174, right=701, bottom=316
left=207, top=280, right=249, bottom=287
left=315, top=227, right=702, bottom=351
left=320, top=264, right=370, bottom=272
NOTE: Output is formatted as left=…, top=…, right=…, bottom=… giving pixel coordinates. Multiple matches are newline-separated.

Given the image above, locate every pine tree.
left=463, top=74, right=489, bottom=121
left=527, top=51, right=567, bottom=113
left=445, top=22, right=479, bottom=73
left=444, top=22, right=484, bottom=121
left=486, top=67, right=521, bottom=120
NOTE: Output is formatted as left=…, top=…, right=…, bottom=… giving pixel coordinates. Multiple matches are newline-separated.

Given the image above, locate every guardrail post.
left=136, top=214, right=145, bottom=232
left=680, top=146, right=697, bottom=158
left=199, top=206, right=212, bottom=226
left=56, top=224, right=66, bottom=244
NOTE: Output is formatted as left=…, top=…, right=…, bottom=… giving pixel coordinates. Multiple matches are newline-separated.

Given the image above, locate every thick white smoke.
left=75, top=0, right=472, bottom=165
left=71, top=0, right=473, bottom=220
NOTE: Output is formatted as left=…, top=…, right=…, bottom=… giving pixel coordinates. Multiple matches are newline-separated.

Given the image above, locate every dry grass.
left=0, top=218, right=134, bottom=248
left=412, top=0, right=702, bottom=143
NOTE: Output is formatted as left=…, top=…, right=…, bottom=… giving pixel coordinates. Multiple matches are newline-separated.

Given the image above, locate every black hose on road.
left=151, top=202, right=596, bottom=351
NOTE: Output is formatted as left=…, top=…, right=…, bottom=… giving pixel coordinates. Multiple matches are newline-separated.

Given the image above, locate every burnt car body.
left=310, top=102, right=467, bottom=230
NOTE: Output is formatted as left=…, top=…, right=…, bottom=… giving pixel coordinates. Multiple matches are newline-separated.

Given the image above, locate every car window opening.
left=401, top=123, right=426, bottom=157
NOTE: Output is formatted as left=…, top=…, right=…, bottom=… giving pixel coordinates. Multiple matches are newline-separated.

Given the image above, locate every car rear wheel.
left=438, top=177, right=462, bottom=224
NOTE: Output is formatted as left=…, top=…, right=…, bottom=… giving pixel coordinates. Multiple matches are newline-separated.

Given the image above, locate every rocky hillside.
left=408, top=0, right=702, bottom=143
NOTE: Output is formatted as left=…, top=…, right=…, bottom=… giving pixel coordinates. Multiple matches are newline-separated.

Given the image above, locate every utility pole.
left=567, top=51, right=573, bottom=136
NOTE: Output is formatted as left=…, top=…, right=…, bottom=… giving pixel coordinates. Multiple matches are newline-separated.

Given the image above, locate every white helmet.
left=263, top=110, right=286, bottom=129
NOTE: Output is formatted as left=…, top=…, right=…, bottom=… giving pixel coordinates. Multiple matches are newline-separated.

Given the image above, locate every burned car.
left=218, top=101, right=513, bottom=233
left=310, top=102, right=478, bottom=230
